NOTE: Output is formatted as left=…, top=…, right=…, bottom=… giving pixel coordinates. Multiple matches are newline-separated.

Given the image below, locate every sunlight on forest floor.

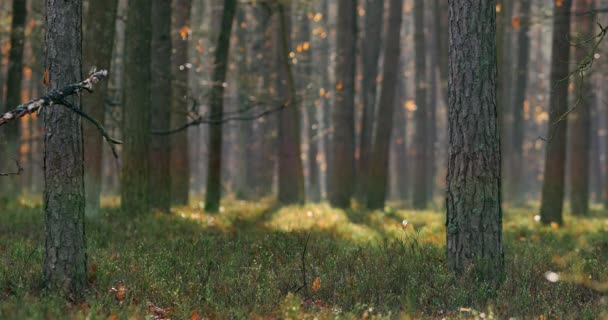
left=1, top=198, right=607, bottom=319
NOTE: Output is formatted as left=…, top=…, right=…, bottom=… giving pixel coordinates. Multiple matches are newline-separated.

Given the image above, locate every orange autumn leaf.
left=335, top=81, right=343, bottom=91
left=556, top=0, right=563, bottom=7
left=311, top=277, right=321, bottom=292
left=551, top=222, right=560, bottom=230
left=180, top=25, right=190, bottom=40
left=191, top=310, right=199, bottom=320
left=511, top=17, right=521, bottom=28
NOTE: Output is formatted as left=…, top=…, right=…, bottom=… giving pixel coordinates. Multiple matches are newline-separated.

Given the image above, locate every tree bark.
left=149, top=0, right=172, bottom=213
left=83, top=0, right=118, bottom=217
left=413, top=0, right=428, bottom=209
left=122, top=0, right=152, bottom=214
left=446, top=0, right=504, bottom=279
left=43, top=0, right=87, bottom=300
left=204, top=0, right=237, bottom=212
left=367, top=0, right=403, bottom=210
left=568, top=0, right=594, bottom=216
left=356, top=0, right=384, bottom=202
left=539, top=0, right=573, bottom=225
left=510, top=0, right=532, bottom=205
left=170, top=0, right=192, bottom=206
left=329, top=0, right=357, bottom=208
left=1, top=0, right=27, bottom=203
left=276, top=3, right=305, bottom=204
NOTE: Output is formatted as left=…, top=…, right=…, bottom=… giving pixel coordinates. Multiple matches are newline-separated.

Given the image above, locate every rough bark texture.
left=367, top=0, right=403, bottom=210
left=149, top=0, right=172, bottom=213
left=1, top=0, right=27, bottom=203
left=539, top=0, right=572, bottom=225
left=329, top=0, right=357, bottom=208
left=568, top=0, right=594, bottom=216
left=510, top=0, right=531, bottom=205
left=83, top=0, right=118, bottom=217
left=276, top=4, right=305, bottom=204
left=413, top=0, right=428, bottom=209
left=204, top=0, right=237, bottom=212
left=43, top=0, right=87, bottom=300
left=170, top=0, right=192, bottom=206
left=446, top=0, right=504, bottom=278
left=357, top=0, right=384, bottom=202
left=122, top=0, right=152, bottom=214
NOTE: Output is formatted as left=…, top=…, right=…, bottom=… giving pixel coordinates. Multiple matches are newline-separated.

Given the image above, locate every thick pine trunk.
left=329, top=0, right=357, bottom=208
left=568, top=0, right=594, bottom=216
left=413, top=0, right=428, bottom=209
left=356, top=0, right=384, bottom=202
left=83, top=0, right=118, bottom=217
left=204, top=0, right=237, bottom=212
left=446, top=0, right=504, bottom=278
left=170, top=0, right=192, bottom=206
left=122, top=0, right=152, bottom=214
left=367, top=0, right=403, bottom=210
left=276, top=4, right=305, bottom=204
left=149, top=0, right=172, bottom=213
left=43, top=0, right=87, bottom=300
left=539, top=0, right=572, bottom=225
left=510, top=0, right=532, bottom=205
left=1, top=0, right=27, bottom=203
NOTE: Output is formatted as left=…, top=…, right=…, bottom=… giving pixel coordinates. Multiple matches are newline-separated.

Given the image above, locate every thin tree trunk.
left=498, top=0, right=515, bottom=199
left=357, top=0, right=384, bottom=202
left=511, top=0, right=532, bottom=205
left=413, top=0, right=428, bottom=209
left=1, top=0, right=27, bottom=203
left=122, top=0, right=152, bottom=214
left=43, top=0, right=87, bottom=300
left=171, top=0, right=193, bottom=206
left=204, top=0, right=237, bottom=212
left=447, top=0, right=504, bottom=279
left=329, top=0, right=357, bottom=208
left=366, top=0, right=403, bottom=210
left=568, top=0, right=595, bottom=216
left=539, top=0, right=573, bottom=225
left=149, top=0, right=172, bottom=213
left=83, top=0, right=118, bottom=217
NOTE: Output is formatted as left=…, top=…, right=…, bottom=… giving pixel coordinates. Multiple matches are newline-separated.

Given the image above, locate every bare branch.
left=0, top=160, right=23, bottom=177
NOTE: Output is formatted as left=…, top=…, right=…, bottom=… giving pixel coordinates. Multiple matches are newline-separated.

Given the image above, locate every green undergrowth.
left=0, top=199, right=607, bottom=319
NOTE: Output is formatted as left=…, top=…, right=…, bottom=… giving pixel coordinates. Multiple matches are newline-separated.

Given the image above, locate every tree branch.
left=0, top=160, right=23, bottom=177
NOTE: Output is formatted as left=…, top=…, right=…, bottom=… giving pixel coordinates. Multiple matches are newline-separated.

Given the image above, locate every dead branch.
left=0, top=160, right=23, bottom=177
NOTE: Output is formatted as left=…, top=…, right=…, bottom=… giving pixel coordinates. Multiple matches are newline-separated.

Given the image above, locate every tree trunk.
left=568, top=0, right=594, bottom=216
left=366, top=0, right=403, bottom=210
left=83, top=0, right=118, bottom=217
left=122, top=0, right=152, bottom=214
left=276, top=3, right=305, bottom=204
left=539, top=0, right=573, bottom=225
left=510, top=0, right=532, bottom=205
left=1, top=0, right=27, bottom=203
left=412, top=0, right=428, bottom=209
left=43, top=0, right=87, bottom=300
left=329, top=0, right=357, bottom=208
left=446, top=0, right=504, bottom=279
left=170, top=0, right=192, bottom=206
left=204, top=0, right=237, bottom=212
left=356, top=0, right=384, bottom=202
left=149, top=0, right=172, bottom=213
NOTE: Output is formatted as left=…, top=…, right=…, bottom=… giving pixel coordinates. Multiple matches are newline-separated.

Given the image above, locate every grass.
left=0, top=198, right=607, bottom=319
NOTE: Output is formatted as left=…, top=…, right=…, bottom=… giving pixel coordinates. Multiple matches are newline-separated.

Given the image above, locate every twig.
left=0, top=160, right=23, bottom=177
left=294, top=233, right=311, bottom=294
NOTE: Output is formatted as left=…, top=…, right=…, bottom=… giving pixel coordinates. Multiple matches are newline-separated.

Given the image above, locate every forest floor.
left=0, top=197, right=607, bottom=319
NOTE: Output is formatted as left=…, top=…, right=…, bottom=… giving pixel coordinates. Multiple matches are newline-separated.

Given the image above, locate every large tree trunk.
left=83, top=0, right=118, bottom=217
left=412, top=0, right=428, bottom=209
left=149, top=0, right=172, bottom=213
left=329, top=0, right=357, bottom=208
left=446, top=0, right=504, bottom=279
left=1, top=0, right=27, bottom=204
left=276, top=3, right=305, bottom=204
left=204, top=0, right=237, bottom=212
left=43, top=0, right=87, bottom=300
left=568, top=0, right=595, bottom=216
left=170, top=0, right=192, bottom=206
left=539, top=0, right=573, bottom=225
left=510, top=0, right=532, bottom=206
left=356, top=0, right=384, bottom=202
left=366, top=0, right=403, bottom=210
left=121, top=0, right=152, bottom=214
